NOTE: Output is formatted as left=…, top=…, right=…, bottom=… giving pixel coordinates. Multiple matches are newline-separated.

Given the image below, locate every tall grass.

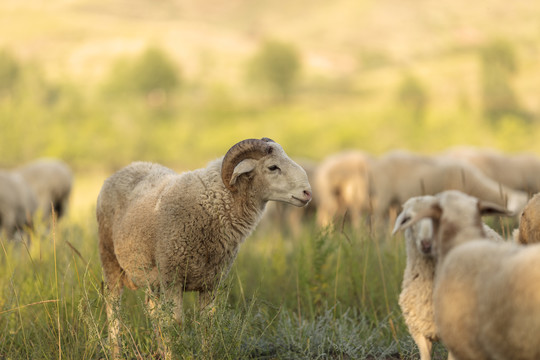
left=0, top=207, right=451, bottom=359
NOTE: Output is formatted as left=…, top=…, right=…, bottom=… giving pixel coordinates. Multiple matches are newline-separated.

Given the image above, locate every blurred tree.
left=248, top=40, right=301, bottom=102
left=396, top=73, right=428, bottom=123
left=103, top=46, right=181, bottom=107
left=480, top=39, right=529, bottom=124
left=0, top=49, right=21, bottom=98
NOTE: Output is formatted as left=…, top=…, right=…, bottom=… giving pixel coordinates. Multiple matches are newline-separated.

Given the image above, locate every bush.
left=248, top=40, right=301, bottom=102
left=0, top=49, right=21, bottom=97
left=480, top=39, right=527, bottom=123
left=103, top=46, right=181, bottom=105
left=396, top=73, right=429, bottom=123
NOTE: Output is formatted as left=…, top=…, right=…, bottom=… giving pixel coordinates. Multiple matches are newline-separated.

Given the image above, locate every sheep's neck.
left=404, top=239, right=435, bottom=283
left=437, top=220, right=485, bottom=260
left=227, top=190, right=265, bottom=240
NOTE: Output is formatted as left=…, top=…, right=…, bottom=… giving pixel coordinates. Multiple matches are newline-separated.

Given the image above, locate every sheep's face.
left=433, top=190, right=513, bottom=255
left=394, top=191, right=512, bottom=258
left=393, top=195, right=437, bottom=257
left=231, top=143, right=312, bottom=207
left=409, top=219, right=435, bottom=256
left=259, top=144, right=312, bottom=207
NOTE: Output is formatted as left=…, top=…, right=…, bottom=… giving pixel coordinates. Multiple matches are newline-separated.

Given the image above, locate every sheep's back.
left=434, top=240, right=496, bottom=359
left=436, top=240, right=540, bottom=360
left=478, top=244, right=540, bottom=359
left=18, top=159, right=72, bottom=205
left=101, top=159, right=246, bottom=292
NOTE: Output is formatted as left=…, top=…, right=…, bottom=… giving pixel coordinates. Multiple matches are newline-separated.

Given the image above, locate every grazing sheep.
left=0, top=170, right=37, bottom=239
left=514, top=192, right=540, bottom=245
left=369, top=150, right=528, bottom=223
left=393, top=195, right=502, bottom=360
left=314, top=150, right=373, bottom=228
left=398, top=190, right=540, bottom=360
left=16, top=159, right=73, bottom=220
left=443, top=146, right=540, bottom=196
left=96, top=138, right=312, bottom=359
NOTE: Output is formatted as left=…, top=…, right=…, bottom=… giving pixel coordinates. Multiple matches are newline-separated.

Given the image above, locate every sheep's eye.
left=400, top=216, right=411, bottom=226
left=268, top=165, right=280, bottom=171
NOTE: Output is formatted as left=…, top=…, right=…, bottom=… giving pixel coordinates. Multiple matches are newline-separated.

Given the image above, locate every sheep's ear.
left=478, top=201, right=514, bottom=217
left=229, top=159, right=258, bottom=187
left=392, top=204, right=442, bottom=235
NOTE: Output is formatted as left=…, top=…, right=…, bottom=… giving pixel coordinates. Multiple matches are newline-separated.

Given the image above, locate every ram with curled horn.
left=96, top=137, right=312, bottom=359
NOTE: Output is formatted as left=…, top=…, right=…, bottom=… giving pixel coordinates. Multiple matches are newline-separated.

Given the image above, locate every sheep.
left=96, top=138, right=312, bottom=359
left=397, top=190, right=540, bottom=360
left=0, top=170, right=37, bottom=239
left=393, top=195, right=439, bottom=360
left=443, top=146, right=540, bottom=196
left=369, top=150, right=528, bottom=224
left=513, top=192, right=540, bottom=245
left=393, top=195, right=503, bottom=360
left=314, top=150, right=373, bottom=228
left=16, top=159, right=73, bottom=220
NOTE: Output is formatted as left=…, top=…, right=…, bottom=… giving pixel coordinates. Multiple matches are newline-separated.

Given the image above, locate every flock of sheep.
left=313, top=145, right=540, bottom=360
left=4, top=139, right=540, bottom=360
left=313, top=146, right=538, bottom=229
left=394, top=190, right=540, bottom=360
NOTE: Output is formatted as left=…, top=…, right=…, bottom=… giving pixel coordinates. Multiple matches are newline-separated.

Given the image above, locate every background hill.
left=1, top=0, right=540, bottom=185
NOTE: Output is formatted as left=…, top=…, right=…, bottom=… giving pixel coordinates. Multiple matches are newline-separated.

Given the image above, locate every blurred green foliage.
left=0, top=49, right=20, bottom=97
left=247, top=40, right=301, bottom=102
left=103, top=46, right=181, bottom=103
left=480, top=39, right=528, bottom=124
left=396, top=73, right=429, bottom=123
left=0, top=39, right=539, bottom=173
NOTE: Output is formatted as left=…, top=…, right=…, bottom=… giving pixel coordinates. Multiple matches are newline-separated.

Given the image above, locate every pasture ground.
left=0, top=173, right=501, bottom=360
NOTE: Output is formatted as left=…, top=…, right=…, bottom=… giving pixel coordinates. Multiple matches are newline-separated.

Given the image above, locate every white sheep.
left=16, top=158, right=73, bottom=220
left=443, top=146, right=540, bottom=196
left=96, top=138, right=312, bottom=359
left=393, top=195, right=503, bottom=360
left=398, top=190, right=540, bottom=360
left=369, top=150, right=528, bottom=223
left=314, top=150, right=373, bottom=228
left=0, top=170, right=37, bottom=240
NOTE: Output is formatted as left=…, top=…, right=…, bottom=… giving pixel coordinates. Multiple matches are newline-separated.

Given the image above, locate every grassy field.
left=0, top=172, right=519, bottom=360
left=0, top=189, right=456, bottom=360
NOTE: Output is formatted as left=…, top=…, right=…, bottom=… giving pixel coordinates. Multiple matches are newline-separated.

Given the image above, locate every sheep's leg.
left=316, top=197, right=338, bottom=228
left=99, top=236, right=125, bottom=360
left=198, top=290, right=216, bottom=355
left=104, top=284, right=123, bottom=360
left=146, top=290, right=173, bottom=360
left=162, top=286, right=184, bottom=326
left=146, top=287, right=183, bottom=360
left=413, top=334, right=432, bottom=360
left=198, top=290, right=215, bottom=315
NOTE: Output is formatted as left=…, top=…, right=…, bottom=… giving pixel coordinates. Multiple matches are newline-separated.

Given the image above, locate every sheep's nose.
left=303, top=190, right=312, bottom=201
left=420, top=239, right=432, bottom=254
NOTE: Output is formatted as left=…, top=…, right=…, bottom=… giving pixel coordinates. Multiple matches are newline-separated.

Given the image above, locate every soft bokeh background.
left=2, top=0, right=540, bottom=182
left=0, top=1, right=539, bottom=358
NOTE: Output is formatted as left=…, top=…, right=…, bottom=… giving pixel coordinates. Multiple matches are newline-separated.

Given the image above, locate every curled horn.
left=221, top=138, right=275, bottom=191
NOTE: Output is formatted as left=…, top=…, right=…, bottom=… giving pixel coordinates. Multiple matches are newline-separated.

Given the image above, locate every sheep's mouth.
left=292, top=196, right=310, bottom=206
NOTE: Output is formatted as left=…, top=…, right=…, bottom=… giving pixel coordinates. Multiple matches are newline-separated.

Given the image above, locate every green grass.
left=0, top=208, right=452, bottom=360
